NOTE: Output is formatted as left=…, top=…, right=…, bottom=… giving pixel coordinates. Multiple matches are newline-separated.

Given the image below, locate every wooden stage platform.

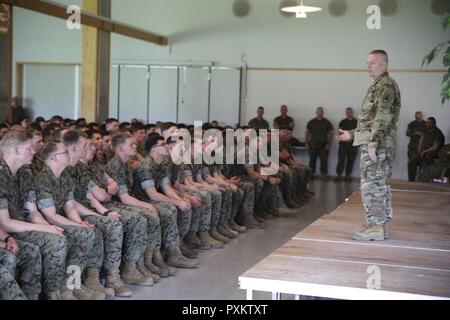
left=239, top=181, right=450, bottom=300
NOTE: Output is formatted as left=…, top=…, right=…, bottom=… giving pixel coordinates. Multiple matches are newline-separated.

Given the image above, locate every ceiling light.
left=281, top=0, right=322, bottom=19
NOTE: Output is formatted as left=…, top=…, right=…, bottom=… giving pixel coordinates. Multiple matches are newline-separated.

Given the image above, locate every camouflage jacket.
left=105, top=154, right=135, bottom=198
left=35, top=164, right=75, bottom=215
left=132, top=155, right=171, bottom=201
left=0, top=159, right=35, bottom=221
left=353, top=72, right=401, bottom=150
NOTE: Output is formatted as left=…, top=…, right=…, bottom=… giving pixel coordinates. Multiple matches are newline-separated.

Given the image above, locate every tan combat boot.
left=241, top=214, right=265, bottom=229
left=143, top=249, right=162, bottom=274
left=352, top=225, right=385, bottom=241
left=84, top=267, right=115, bottom=298
left=209, top=228, right=230, bottom=243
left=137, top=257, right=160, bottom=283
left=180, top=241, right=199, bottom=258
left=59, top=285, right=77, bottom=300
left=105, top=269, right=133, bottom=297
left=229, top=220, right=246, bottom=233
left=167, top=246, right=199, bottom=269
left=184, top=231, right=211, bottom=250
left=74, top=285, right=106, bottom=300
left=122, top=261, right=153, bottom=286
left=152, top=250, right=177, bottom=277
left=26, top=294, right=40, bottom=300
left=217, top=224, right=236, bottom=238
left=46, top=290, right=61, bottom=300
left=199, top=231, right=223, bottom=249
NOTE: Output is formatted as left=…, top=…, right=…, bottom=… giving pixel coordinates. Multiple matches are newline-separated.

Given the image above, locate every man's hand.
left=42, top=225, right=65, bottom=236
left=325, top=144, right=331, bottom=151
left=229, top=177, right=240, bottom=185
left=177, top=200, right=191, bottom=212
left=6, top=237, right=19, bottom=255
left=368, top=147, right=377, bottom=161
left=336, top=129, right=352, bottom=142
left=268, top=176, right=281, bottom=185
left=106, top=211, right=121, bottom=221
left=81, top=221, right=95, bottom=231
left=189, top=196, right=202, bottom=208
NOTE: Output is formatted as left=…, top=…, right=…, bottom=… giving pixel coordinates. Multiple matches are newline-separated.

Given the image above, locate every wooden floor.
left=239, top=182, right=450, bottom=300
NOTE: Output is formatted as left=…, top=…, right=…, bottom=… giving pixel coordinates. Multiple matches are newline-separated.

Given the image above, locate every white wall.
left=12, top=0, right=450, bottom=180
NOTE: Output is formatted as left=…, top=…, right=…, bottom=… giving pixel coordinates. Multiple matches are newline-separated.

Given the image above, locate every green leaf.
left=443, top=15, right=450, bottom=30
left=422, top=48, right=437, bottom=67
left=444, top=50, right=450, bottom=67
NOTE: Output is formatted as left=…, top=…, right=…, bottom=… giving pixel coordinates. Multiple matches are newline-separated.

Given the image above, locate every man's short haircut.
left=0, top=130, right=32, bottom=153
left=86, top=129, right=102, bottom=140
left=160, top=122, right=177, bottom=134
left=369, top=49, right=389, bottom=64
left=131, top=122, right=145, bottom=133
left=145, top=133, right=165, bottom=153
left=41, top=142, right=58, bottom=161
left=427, top=117, right=436, bottom=125
left=111, top=132, right=132, bottom=150
left=28, top=122, right=42, bottom=132
left=105, top=118, right=119, bottom=126
left=62, top=129, right=83, bottom=147
left=258, top=106, right=264, bottom=110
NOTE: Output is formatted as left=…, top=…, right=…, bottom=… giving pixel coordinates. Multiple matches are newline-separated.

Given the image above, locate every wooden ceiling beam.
left=0, top=0, right=168, bottom=46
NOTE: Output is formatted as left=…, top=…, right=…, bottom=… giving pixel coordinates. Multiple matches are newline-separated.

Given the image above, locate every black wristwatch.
left=101, top=210, right=112, bottom=216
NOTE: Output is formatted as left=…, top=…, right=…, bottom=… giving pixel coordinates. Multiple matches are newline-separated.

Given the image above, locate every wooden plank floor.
left=240, top=182, right=450, bottom=299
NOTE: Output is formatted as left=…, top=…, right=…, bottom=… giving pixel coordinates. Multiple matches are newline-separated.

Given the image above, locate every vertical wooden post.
left=0, top=4, right=12, bottom=123
left=81, top=0, right=98, bottom=123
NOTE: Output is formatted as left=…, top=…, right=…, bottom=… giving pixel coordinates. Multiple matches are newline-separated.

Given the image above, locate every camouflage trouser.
left=115, top=205, right=161, bottom=253
left=61, top=225, right=95, bottom=284
left=192, top=190, right=212, bottom=233
left=275, top=186, right=285, bottom=208
left=83, top=215, right=123, bottom=272
left=174, top=206, right=191, bottom=242
left=279, top=169, right=296, bottom=200
left=104, top=202, right=148, bottom=263
left=360, top=145, right=393, bottom=226
left=104, top=202, right=160, bottom=255
left=206, top=189, right=222, bottom=229
left=0, top=248, right=27, bottom=300
left=14, top=231, right=67, bottom=294
left=241, top=176, right=264, bottom=204
left=292, top=165, right=309, bottom=195
left=235, top=181, right=255, bottom=220
left=0, top=241, right=42, bottom=298
left=154, top=202, right=181, bottom=249
left=256, top=182, right=278, bottom=216
left=220, top=187, right=233, bottom=224
left=230, top=187, right=244, bottom=220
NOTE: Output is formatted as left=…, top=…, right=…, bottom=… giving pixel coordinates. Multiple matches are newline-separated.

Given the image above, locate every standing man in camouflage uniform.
left=337, top=50, right=401, bottom=241
left=0, top=130, right=66, bottom=300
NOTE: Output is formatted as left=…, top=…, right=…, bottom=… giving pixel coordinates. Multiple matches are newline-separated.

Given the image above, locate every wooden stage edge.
left=239, top=181, right=450, bottom=300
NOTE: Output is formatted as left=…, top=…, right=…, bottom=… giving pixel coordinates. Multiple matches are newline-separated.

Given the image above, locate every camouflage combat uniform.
left=64, top=164, right=124, bottom=272
left=34, top=165, right=96, bottom=283
left=0, top=243, right=41, bottom=300
left=353, top=72, right=401, bottom=226
left=0, top=160, right=66, bottom=295
left=131, top=155, right=182, bottom=248
left=106, top=155, right=163, bottom=253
